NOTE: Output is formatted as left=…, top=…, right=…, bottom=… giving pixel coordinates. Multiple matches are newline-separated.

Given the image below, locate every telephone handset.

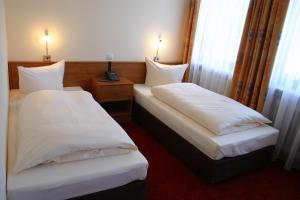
left=105, top=61, right=119, bottom=81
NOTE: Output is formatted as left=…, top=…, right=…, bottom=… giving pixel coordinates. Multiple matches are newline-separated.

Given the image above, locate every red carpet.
left=122, top=121, right=300, bottom=200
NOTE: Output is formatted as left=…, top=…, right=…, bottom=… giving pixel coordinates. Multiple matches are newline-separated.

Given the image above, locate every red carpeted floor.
left=121, top=121, right=300, bottom=200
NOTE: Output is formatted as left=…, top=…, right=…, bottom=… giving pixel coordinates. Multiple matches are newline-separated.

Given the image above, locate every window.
left=269, top=0, right=300, bottom=92
left=192, top=0, right=249, bottom=73
left=263, top=0, right=300, bottom=170
left=190, top=0, right=250, bottom=95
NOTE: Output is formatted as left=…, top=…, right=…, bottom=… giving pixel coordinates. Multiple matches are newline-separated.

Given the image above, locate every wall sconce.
left=154, top=34, right=163, bottom=62
left=43, top=29, right=51, bottom=62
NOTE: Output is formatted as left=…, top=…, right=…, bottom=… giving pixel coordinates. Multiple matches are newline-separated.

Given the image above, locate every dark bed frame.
left=69, top=180, right=146, bottom=200
left=133, top=102, right=274, bottom=184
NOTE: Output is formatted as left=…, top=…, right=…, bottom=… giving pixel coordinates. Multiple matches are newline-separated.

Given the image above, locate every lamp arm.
left=155, top=45, right=160, bottom=60
left=45, top=41, right=48, bottom=56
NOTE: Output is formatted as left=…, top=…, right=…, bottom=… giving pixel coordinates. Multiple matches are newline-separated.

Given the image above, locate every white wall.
left=5, top=0, right=190, bottom=62
left=0, top=0, right=8, bottom=199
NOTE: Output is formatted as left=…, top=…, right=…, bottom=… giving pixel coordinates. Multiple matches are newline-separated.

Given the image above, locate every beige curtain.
left=182, top=0, right=200, bottom=81
left=230, top=0, right=289, bottom=112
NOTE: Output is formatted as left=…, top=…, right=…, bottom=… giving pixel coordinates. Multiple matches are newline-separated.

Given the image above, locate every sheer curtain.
left=189, top=0, right=249, bottom=95
left=263, top=0, right=300, bottom=170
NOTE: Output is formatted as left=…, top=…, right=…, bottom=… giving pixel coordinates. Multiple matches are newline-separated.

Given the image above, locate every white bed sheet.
left=7, top=88, right=148, bottom=200
left=134, top=84, right=278, bottom=160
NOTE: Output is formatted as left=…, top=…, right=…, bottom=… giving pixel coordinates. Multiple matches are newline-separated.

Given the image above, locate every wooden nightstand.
left=92, top=77, right=133, bottom=123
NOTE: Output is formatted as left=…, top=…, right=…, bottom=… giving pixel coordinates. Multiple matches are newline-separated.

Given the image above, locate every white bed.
left=7, top=88, right=148, bottom=200
left=134, top=84, right=278, bottom=160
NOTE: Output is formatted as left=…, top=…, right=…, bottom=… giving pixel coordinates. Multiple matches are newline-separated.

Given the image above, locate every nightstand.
left=91, top=77, right=133, bottom=123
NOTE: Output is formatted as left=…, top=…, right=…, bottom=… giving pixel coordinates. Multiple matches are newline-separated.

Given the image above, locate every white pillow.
left=18, top=60, right=65, bottom=94
left=145, top=57, right=188, bottom=86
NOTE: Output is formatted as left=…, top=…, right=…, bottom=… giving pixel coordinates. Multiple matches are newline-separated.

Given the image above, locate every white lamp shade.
left=106, top=53, right=114, bottom=61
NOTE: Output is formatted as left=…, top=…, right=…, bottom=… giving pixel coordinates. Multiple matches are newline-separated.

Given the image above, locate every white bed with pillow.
left=133, top=58, right=278, bottom=182
left=138, top=58, right=278, bottom=160
left=134, top=84, right=278, bottom=160
left=7, top=61, right=148, bottom=200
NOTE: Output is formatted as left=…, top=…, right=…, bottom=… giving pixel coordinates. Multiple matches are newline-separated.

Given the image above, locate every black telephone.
left=105, top=61, right=119, bottom=81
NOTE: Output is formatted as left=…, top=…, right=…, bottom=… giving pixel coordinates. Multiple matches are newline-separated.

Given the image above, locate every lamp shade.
left=106, top=53, right=114, bottom=61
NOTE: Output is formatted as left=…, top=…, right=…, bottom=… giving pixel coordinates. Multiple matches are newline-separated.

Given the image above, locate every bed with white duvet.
left=134, top=83, right=278, bottom=160
left=7, top=88, right=148, bottom=200
left=133, top=58, right=278, bottom=183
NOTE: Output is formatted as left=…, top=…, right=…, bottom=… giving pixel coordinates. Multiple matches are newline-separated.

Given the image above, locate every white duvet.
left=14, top=90, right=137, bottom=173
left=151, top=83, right=271, bottom=135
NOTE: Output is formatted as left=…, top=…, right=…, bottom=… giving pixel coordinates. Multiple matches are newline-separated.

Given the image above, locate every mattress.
left=7, top=88, right=148, bottom=200
left=134, top=84, right=278, bottom=160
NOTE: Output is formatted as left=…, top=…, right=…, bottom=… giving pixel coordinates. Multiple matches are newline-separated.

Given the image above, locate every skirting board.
left=132, top=101, right=274, bottom=183
left=69, top=180, right=146, bottom=200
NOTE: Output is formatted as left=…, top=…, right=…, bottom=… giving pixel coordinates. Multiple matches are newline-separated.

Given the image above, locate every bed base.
left=69, top=180, right=146, bottom=200
left=133, top=102, right=274, bottom=184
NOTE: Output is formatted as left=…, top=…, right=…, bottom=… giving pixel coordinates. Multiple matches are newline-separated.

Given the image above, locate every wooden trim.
left=183, top=67, right=190, bottom=82
left=8, top=61, right=146, bottom=91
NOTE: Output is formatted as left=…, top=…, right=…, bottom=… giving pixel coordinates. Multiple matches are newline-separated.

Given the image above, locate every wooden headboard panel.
left=8, top=61, right=146, bottom=91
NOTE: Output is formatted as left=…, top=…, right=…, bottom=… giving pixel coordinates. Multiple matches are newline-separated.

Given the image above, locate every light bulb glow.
left=153, top=34, right=164, bottom=62
left=43, top=35, right=52, bottom=43
left=153, top=36, right=164, bottom=50
left=42, top=29, right=52, bottom=44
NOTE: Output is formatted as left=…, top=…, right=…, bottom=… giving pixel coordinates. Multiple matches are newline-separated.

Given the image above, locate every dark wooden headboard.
left=8, top=61, right=146, bottom=91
